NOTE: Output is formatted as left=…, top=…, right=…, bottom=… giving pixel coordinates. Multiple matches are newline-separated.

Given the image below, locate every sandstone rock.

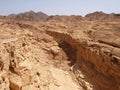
left=0, top=12, right=120, bottom=90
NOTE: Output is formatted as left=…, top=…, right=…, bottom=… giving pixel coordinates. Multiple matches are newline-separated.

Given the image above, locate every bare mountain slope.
left=85, top=11, right=120, bottom=20
left=2, top=11, right=49, bottom=21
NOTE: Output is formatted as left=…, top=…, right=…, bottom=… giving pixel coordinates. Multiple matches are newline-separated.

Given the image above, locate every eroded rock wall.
left=46, top=30, right=120, bottom=90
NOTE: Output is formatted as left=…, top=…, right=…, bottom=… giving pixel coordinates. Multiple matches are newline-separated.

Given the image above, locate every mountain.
left=7, top=10, right=49, bottom=21
left=85, top=11, right=113, bottom=20
left=0, top=11, right=120, bottom=21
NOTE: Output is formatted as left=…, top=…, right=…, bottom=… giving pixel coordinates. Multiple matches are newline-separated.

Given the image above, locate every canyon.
left=0, top=11, right=120, bottom=90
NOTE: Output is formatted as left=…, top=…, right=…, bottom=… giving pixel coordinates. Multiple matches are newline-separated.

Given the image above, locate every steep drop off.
left=46, top=27, right=120, bottom=90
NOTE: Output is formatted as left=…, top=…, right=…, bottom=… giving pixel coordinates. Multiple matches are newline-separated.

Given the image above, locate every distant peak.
left=28, top=10, right=35, bottom=13
left=7, top=10, right=49, bottom=21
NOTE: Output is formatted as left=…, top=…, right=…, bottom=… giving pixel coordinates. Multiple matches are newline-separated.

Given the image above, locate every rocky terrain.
left=0, top=11, right=120, bottom=90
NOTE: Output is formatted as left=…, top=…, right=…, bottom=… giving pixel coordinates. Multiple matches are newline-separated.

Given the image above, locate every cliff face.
left=0, top=12, right=120, bottom=90
left=46, top=29, right=120, bottom=90
left=46, top=19, right=120, bottom=90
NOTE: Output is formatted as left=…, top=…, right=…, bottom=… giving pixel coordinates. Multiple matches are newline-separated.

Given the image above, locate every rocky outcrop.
left=0, top=20, right=81, bottom=90
left=46, top=29, right=120, bottom=90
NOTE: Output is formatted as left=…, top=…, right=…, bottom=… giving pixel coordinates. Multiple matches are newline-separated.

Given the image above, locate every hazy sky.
left=0, top=0, right=120, bottom=16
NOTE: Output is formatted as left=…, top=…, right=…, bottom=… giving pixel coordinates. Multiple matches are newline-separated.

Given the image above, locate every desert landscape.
left=0, top=11, right=120, bottom=90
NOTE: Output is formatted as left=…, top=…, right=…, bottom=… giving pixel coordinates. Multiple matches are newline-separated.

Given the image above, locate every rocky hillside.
left=85, top=11, right=120, bottom=20
left=0, top=11, right=120, bottom=90
left=0, top=11, right=120, bottom=21
left=0, top=11, right=49, bottom=21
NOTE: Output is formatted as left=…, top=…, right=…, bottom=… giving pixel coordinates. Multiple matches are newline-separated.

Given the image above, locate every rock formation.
left=0, top=11, right=120, bottom=90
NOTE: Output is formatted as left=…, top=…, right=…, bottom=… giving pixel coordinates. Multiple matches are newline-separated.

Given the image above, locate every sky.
left=0, top=0, right=120, bottom=16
